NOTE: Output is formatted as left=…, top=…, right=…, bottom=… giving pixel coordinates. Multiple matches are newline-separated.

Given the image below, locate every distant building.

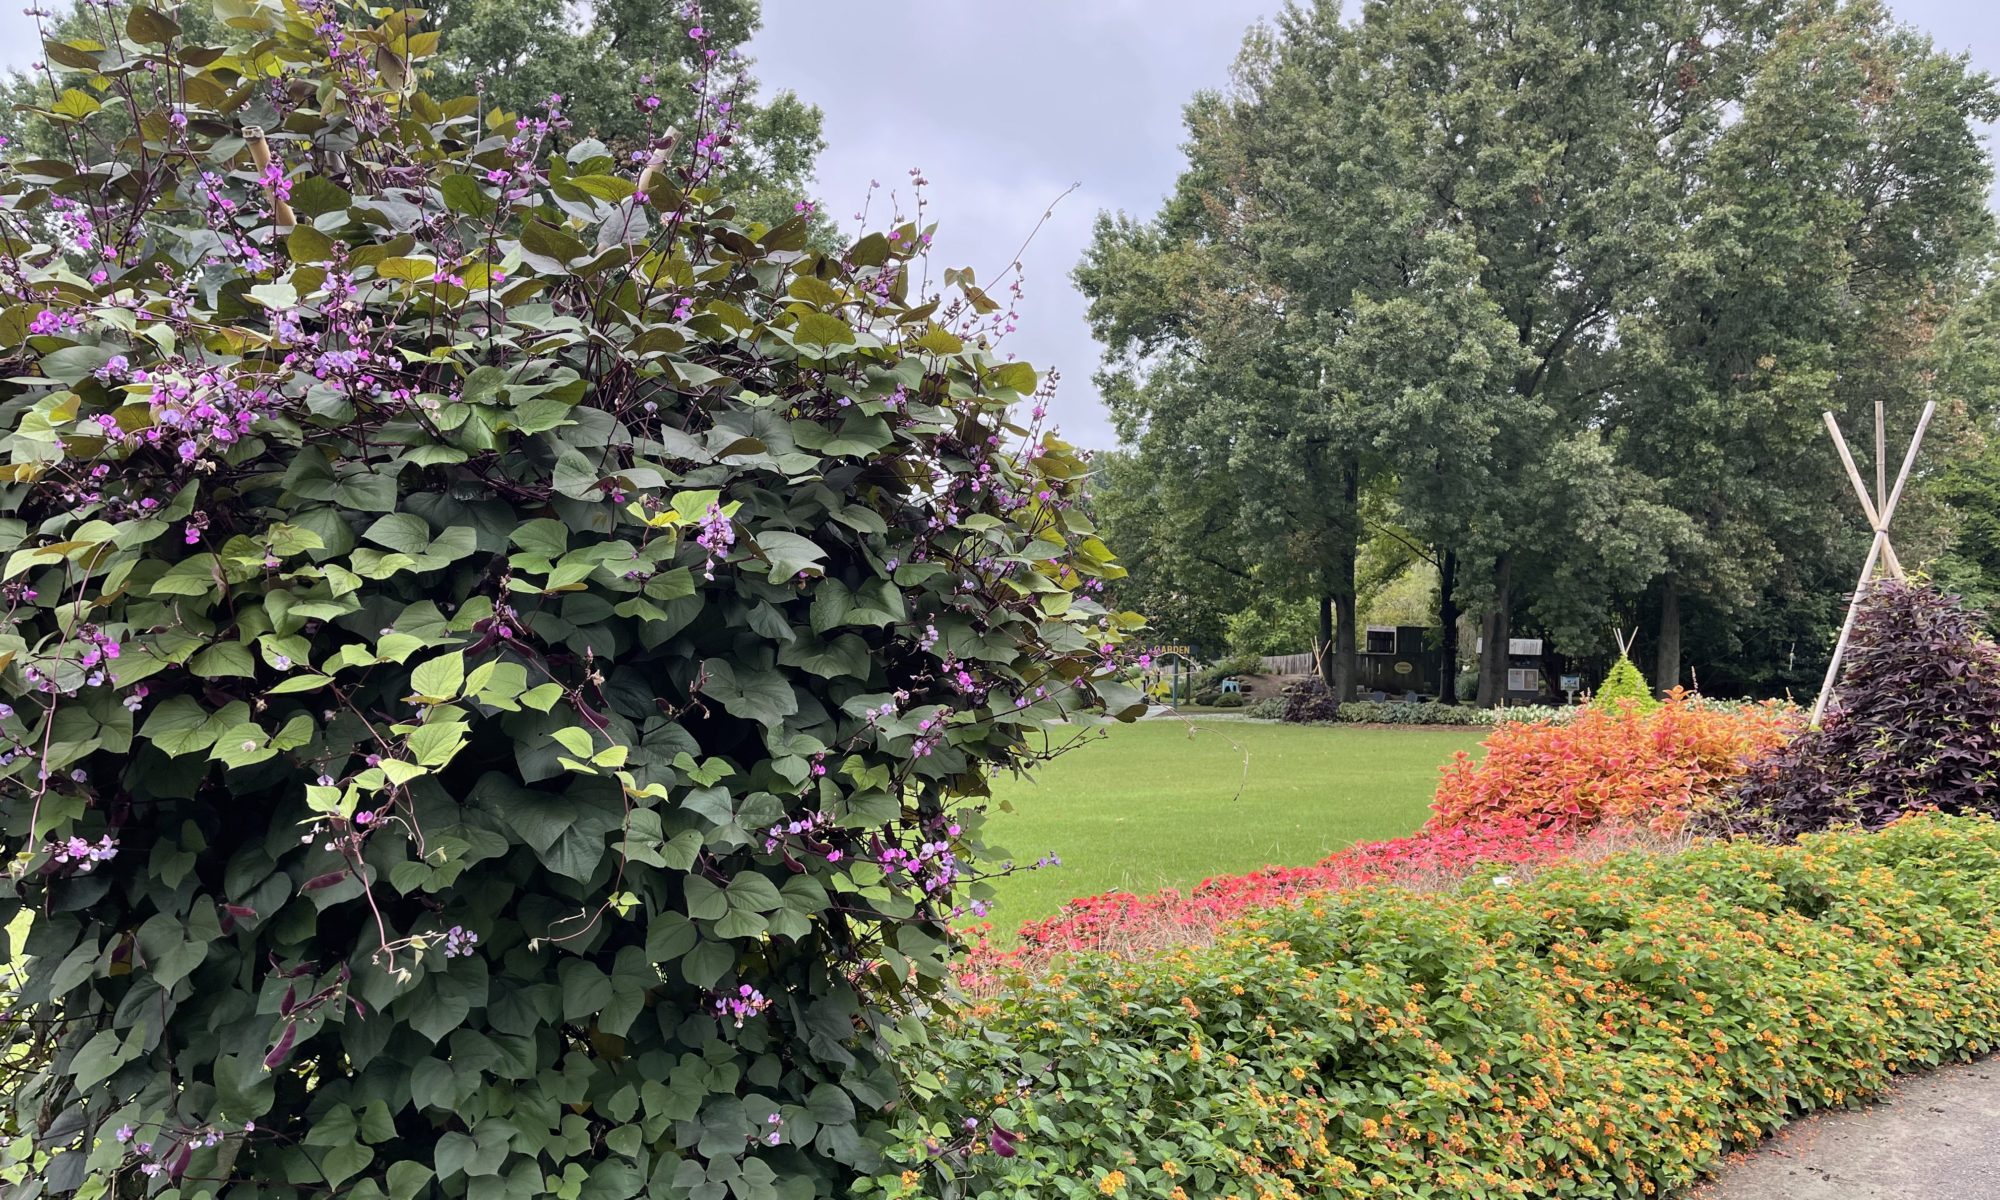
left=1260, top=625, right=1446, bottom=699
left=1359, top=625, right=1443, bottom=699
left=1474, top=635, right=1552, bottom=703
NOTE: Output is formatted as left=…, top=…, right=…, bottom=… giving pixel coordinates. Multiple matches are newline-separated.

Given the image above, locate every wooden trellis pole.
left=1810, top=399, right=1935, bottom=727
left=242, top=126, right=296, bottom=234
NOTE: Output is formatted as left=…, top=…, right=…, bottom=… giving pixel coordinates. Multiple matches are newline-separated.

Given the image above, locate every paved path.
left=1692, top=1057, right=2000, bottom=1199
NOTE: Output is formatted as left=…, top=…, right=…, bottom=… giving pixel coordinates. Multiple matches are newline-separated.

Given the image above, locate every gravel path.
left=1691, top=1056, right=2000, bottom=1199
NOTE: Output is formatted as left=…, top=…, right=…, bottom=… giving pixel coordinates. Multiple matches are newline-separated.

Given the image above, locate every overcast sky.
left=0, top=2, right=1985, bottom=451
left=754, top=0, right=2000, bottom=452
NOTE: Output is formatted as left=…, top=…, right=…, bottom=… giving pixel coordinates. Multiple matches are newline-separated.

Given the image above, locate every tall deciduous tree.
left=1083, top=0, right=1996, bottom=704
left=1616, top=0, right=1998, bottom=692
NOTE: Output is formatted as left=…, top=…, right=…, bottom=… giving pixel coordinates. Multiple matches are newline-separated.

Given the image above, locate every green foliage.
left=1079, top=0, right=1998, bottom=703
left=1593, top=655, right=1660, bottom=714
left=1928, top=275, right=2000, bottom=631
left=1190, top=653, right=1263, bottom=697
left=873, top=814, right=2000, bottom=1199
left=1335, top=701, right=1500, bottom=727
left=0, top=0, right=824, bottom=229
left=0, top=4, right=1138, bottom=1195
left=1084, top=450, right=1238, bottom=654
left=1220, top=587, right=1316, bottom=658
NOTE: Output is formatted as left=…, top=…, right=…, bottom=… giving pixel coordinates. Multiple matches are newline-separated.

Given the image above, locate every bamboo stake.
left=243, top=125, right=296, bottom=233
left=1874, top=400, right=1887, bottom=517
left=1810, top=399, right=1936, bottom=727
left=1824, top=412, right=1904, bottom=580
left=1812, top=534, right=1886, bottom=729
left=634, top=130, right=677, bottom=202
left=1878, top=400, right=1935, bottom=541
left=635, top=149, right=669, bottom=201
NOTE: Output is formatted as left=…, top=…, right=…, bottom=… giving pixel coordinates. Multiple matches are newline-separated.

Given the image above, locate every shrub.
left=1593, top=652, right=1660, bottom=713
left=1280, top=676, right=1341, bottom=723
left=1334, top=700, right=1450, bottom=725
left=1191, top=652, right=1264, bottom=696
left=1430, top=693, right=1797, bottom=834
left=1727, top=581, right=2000, bottom=840
left=1245, top=697, right=1286, bottom=720
left=1337, top=700, right=1503, bottom=726
left=1486, top=702, right=1576, bottom=725
left=890, top=814, right=2000, bottom=1199
left=1211, top=692, right=1247, bottom=708
left=0, top=6, right=1138, bottom=1194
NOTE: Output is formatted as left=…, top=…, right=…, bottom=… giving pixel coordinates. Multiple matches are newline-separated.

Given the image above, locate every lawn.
left=980, top=719, right=1485, bottom=929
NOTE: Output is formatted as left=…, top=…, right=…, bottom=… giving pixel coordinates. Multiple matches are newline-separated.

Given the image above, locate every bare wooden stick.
left=1879, top=400, right=1936, bottom=525
left=634, top=130, right=677, bottom=202
left=243, top=125, right=296, bottom=233
left=1824, top=412, right=1903, bottom=580
left=1874, top=400, right=1887, bottom=516
left=1811, top=532, right=1886, bottom=727
left=1810, top=400, right=1936, bottom=727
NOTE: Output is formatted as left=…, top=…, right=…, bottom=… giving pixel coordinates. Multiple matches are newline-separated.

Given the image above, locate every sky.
left=0, top=1, right=1986, bottom=451
left=752, top=0, right=2000, bottom=452
left=752, top=1, right=1291, bottom=451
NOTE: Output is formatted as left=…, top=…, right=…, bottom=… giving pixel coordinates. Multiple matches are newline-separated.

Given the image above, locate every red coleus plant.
left=1430, top=691, right=1797, bottom=835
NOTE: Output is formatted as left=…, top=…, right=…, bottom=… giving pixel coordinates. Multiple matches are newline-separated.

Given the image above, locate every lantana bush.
left=0, top=2, right=1139, bottom=1195
left=897, top=814, right=2000, bottom=1199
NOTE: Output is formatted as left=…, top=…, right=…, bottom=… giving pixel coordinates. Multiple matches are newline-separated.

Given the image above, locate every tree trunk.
left=1655, top=574, right=1682, bottom=697
left=1333, top=579, right=1358, bottom=701
left=1317, top=593, right=1335, bottom=688
left=1329, top=461, right=1360, bottom=701
left=1475, top=554, right=1514, bottom=708
left=1438, top=548, right=1460, bottom=705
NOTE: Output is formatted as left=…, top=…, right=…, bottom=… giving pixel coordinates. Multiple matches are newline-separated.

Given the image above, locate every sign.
left=1559, top=674, right=1582, bottom=691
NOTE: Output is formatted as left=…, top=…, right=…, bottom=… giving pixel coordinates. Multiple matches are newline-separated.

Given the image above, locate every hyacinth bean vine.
left=0, top=1, right=1143, bottom=1195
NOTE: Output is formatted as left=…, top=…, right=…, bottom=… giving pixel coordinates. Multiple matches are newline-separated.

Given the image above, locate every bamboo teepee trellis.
left=1809, top=399, right=1935, bottom=727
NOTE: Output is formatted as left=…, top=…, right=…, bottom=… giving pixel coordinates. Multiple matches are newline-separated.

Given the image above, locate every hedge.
left=877, top=814, right=2000, bottom=1199
left=1313, top=698, right=1793, bottom=729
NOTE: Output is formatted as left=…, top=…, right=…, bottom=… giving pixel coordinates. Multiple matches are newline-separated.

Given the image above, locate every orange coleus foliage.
left=1430, top=692, right=1798, bottom=835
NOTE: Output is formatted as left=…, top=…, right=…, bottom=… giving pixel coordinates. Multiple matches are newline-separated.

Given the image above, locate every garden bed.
left=886, top=815, right=2000, bottom=1199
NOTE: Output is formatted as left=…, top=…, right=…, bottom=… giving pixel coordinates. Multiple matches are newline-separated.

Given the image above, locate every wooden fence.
left=1260, top=652, right=1318, bottom=676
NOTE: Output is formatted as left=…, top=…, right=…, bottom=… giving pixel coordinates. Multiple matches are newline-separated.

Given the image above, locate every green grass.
left=980, top=720, right=1484, bottom=930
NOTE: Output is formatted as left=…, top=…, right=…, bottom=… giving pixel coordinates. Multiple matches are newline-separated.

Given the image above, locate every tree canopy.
left=1081, top=0, right=1998, bottom=703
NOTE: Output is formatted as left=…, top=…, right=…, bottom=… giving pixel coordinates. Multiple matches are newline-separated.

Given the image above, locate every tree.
left=1077, top=101, right=1371, bottom=697
left=0, top=2, right=1137, bottom=1192
left=1614, top=0, right=1998, bottom=693
left=1082, top=0, right=1997, bottom=704
left=1927, top=276, right=2000, bottom=630
left=1086, top=450, right=1242, bottom=655
left=0, top=0, right=825, bottom=228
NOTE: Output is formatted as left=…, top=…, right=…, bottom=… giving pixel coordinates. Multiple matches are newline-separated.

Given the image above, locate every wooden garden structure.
left=1811, top=399, right=1936, bottom=727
